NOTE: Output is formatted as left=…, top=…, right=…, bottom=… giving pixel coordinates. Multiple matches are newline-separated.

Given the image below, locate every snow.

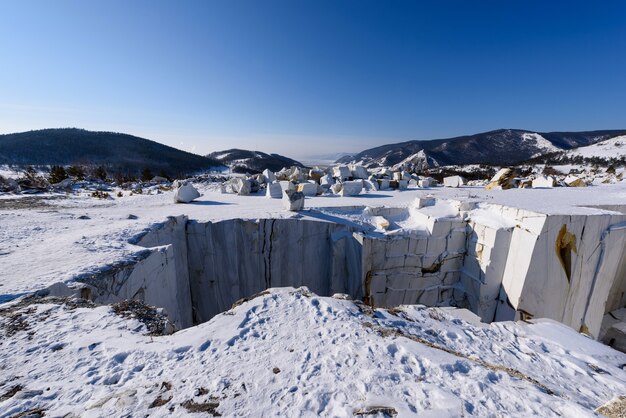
left=567, top=135, right=626, bottom=159
left=1, top=288, right=624, bottom=417
left=522, top=133, right=561, bottom=156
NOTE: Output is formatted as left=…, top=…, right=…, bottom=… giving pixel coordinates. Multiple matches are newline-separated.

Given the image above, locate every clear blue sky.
left=1, top=0, right=625, bottom=159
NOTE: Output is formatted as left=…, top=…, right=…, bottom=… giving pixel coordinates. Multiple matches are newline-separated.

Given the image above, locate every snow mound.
left=1, top=288, right=625, bottom=417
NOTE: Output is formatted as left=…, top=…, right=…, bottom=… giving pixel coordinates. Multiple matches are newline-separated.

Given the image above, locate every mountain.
left=337, top=129, right=626, bottom=168
left=207, top=148, right=305, bottom=174
left=0, top=128, right=220, bottom=176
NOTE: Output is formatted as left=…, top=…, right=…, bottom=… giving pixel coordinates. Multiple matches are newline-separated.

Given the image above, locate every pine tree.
left=141, top=167, right=153, bottom=182
left=49, top=165, right=68, bottom=184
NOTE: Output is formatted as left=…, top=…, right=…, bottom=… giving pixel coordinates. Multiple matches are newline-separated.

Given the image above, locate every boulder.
left=320, top=174, right=334, bottom=188
left=370, top=215, right=390, bottom=231
left=364, top=180, right=378, bottom=191
left=232, top=178, right=252, bottom=195
left=289, top=167, right=305, bottom=183
left=398, top=180, right=408, bottom=190
left=413, top=196, right=436, bottom=209
left=330, top=183, right=343, bottom=194
left=308, top=169, right=323, bottom=183
left=443, top=175, right=466, bottom=188
left=279, top=180, right=295, bottom=192
left=532, top=175, right=555, bottom=188
left=377, top=179, right=391, bottom=190
left=174, top=182, right=200, bottom=203
left=564, top=175, right=587, bottom=187
left=333, top=166, right=351, bottom=181
left=296, top=182, right=319, bottom=197
left=262, top=169, right=277, bottom=183
left=0, top=176, right=19, bottom=193
left=485, top=168, right=519, bottom=190
left=266, top=182, right=282, bottom=199
left=340, top=180, right=363, bottom=196
left=54, top=178, right=74, bottom=189
left=350, top=165, right=369, bottom=179
left=282, top=189, right=305, bottom=211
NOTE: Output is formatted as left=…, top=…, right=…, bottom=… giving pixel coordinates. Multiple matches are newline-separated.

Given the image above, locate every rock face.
left=282, top=190, right=305, bottom=211
left=80, top=199, right=626, bottom=349
left=173, top=182, right=200, bottom=203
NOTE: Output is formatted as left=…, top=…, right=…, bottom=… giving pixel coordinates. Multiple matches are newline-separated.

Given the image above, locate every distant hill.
left=337, top=129, right=626, bottom=168
left=207, top=148, right=305, bottom=174
left=0, top=128, right=221, bottom=177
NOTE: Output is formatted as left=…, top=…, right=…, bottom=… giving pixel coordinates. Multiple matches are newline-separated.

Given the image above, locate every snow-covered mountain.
left=337, top=129, right=626, bottom=168
left=207, top=149, right=305, bottom=174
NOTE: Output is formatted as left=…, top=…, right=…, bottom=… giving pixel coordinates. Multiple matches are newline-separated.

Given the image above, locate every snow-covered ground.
left=3, top=182, right=626, bottom=299
left=1, top=287, right=625, bottom=417
left=566, top=135, right=626, bottom=159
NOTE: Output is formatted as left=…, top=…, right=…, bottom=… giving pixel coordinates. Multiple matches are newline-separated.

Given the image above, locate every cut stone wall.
left=76, top=200, right=626, bottom=340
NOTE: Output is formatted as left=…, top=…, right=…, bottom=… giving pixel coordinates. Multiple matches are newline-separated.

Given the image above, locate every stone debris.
left=282, top=189, right=305, bottom=211
left=443, top=175, right=466, bottom=188
left=173, top=181, right=200, bottom=203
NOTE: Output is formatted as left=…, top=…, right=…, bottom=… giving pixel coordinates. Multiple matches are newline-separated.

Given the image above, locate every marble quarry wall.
left=77, top=202, right=626, bottom=344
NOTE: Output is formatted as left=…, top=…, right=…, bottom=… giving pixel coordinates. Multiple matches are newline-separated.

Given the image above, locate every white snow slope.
left=566, top=135, right=626, bottom=159
left=1, top=287, right=625, bottom=417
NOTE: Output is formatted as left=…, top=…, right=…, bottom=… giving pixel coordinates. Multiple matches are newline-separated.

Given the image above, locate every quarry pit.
left=71, top=198, right=626, bottom=350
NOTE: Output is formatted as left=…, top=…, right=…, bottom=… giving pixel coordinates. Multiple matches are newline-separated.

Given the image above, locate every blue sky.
left=1, top=0, right=625, bottom=159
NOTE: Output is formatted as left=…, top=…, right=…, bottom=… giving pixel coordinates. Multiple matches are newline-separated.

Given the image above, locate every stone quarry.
left=67, top=190, right=626, bottom=352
